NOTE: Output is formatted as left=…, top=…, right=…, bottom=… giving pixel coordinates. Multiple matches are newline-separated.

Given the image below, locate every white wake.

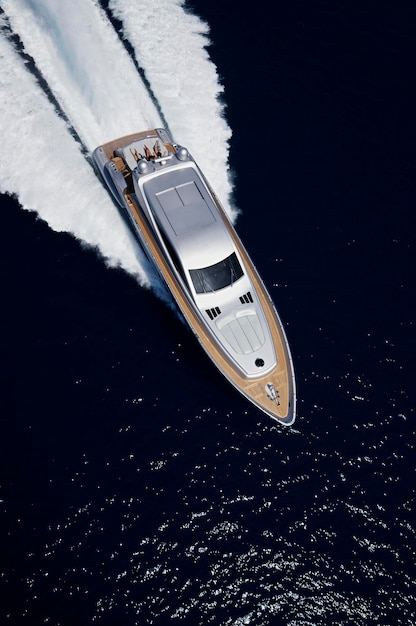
left=107, top=0, right=233, bottom=213
left=0, top=0, right=233, bottom=287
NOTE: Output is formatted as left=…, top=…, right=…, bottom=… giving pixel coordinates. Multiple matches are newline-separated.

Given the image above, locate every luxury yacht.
left=93, top=128, right=296, bottom=425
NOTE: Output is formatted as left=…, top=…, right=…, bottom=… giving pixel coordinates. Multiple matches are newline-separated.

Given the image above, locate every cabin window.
left=189, top=252, right=244, bottom=294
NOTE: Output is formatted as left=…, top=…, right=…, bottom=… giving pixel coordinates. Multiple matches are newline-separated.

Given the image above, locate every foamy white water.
left=0, top=26, right=151, bottom=283
left=108, top=0, right=234, bottom=215
left=0, top=0, right=234, bottom=288
left=3, top=0, right=162, bottom=149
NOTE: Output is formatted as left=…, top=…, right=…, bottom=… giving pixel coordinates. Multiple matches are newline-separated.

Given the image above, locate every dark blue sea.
left=1, top=1, right=415, bottom=624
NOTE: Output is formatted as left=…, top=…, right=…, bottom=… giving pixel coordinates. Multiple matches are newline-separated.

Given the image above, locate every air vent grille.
left=206, top=307, right=221, bottom=320
left=239, top=291, right=253, bottom=304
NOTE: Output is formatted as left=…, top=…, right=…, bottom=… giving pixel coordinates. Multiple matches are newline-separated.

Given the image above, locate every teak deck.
left=100, top=131, right=294, bottom=423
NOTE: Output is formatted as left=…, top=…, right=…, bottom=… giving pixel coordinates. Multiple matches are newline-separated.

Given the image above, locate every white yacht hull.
left=93, top=129, right=296, bottom=425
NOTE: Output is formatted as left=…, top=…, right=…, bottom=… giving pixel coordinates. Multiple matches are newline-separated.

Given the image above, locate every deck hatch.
left=216, top=308, right=265, bottom=355
left=155, top=181, right=215, bottom=236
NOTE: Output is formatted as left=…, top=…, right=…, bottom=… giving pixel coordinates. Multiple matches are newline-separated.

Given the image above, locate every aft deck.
left=100, top=129, right=175, bottom=168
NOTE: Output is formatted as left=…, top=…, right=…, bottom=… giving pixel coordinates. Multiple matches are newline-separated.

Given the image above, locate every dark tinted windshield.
left=189, top=252, right=244, bottom=294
